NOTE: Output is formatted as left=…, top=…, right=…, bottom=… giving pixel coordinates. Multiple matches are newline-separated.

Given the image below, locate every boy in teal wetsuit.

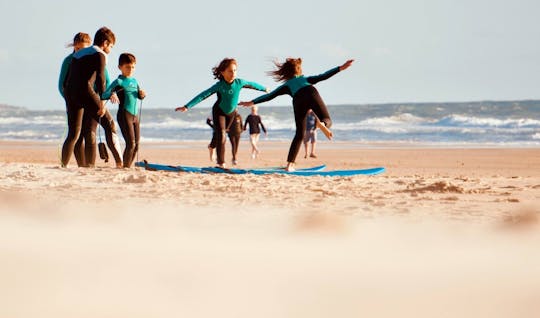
left=102, top=53, right=146, bottom=168
left=176, top=58, right=267, bottom=167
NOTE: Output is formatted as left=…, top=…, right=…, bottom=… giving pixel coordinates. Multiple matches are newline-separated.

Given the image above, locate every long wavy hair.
left=268, top=58, right=302, bottom=82
left=212, top=58, right=237, bottom=80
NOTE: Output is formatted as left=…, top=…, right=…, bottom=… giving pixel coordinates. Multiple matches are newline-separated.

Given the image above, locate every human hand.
left=110, top=92, right=119, bottom=104
left=238, top=101, right=254, bottom=107
left=139, top=89, right=146, bottom=99
left=340, top=59, right=354, bottom=71
left=97, top=105, right=107, bottom=117
left=175, top=106, right=188, bottom=112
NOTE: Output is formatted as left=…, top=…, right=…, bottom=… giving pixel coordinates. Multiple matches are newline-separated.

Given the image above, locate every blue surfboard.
left=201, top=166, right=385, bottom=176
left=135, top=161, right=327, bottom=173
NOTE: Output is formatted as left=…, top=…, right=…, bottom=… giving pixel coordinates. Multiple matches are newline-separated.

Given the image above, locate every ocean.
left=1, top=101, right=540, bottom=146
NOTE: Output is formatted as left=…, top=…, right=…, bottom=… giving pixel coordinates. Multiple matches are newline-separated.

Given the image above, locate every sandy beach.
left=1, top=140, right=540, bottom=317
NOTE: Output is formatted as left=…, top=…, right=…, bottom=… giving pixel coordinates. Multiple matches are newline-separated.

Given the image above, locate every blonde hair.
left=66, top=32, right=91, bottom=48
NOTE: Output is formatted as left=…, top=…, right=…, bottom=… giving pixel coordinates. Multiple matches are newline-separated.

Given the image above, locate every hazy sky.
left=1, top=0, right=539, bottom=110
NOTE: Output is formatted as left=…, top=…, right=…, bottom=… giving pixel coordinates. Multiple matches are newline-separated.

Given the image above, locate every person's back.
left=65, top=46, right=107, bottom=99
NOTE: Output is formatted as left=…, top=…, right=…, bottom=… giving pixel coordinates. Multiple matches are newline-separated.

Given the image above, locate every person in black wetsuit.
left=239, top=58, right=354, bottom=171
left=58, top=32, right=91, bottom=167
left=226, top=112, right=243, bottom=165
left=243, top=105, right=267, bottom=159
left=61, top=27, right=118, bottom=168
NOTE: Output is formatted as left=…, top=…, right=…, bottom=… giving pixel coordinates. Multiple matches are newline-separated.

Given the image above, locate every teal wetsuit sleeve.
left=252, top=85, right=290, bottom=104
left=58, top=55, right=72, bottom=97
left=185, top=83, right=219, bottom=108
left=240, top=79, right=266, bottom=92
left=306, top=66, right=340, bottom=85
left=102, top=79, right=120, bottom=100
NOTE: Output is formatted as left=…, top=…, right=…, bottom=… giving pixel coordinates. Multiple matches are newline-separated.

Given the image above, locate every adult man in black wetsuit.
left=61, top=27, right=117, bottom=167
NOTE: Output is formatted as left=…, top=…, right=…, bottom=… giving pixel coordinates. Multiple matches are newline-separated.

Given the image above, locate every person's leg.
left=307, top=87, right=332, bottom=129
left=130, top=115, right=140, bottom=167
left=213, top=107, right=228, bottom=166
left=101, top=109, right=123, bottom=167
left=83, top=116, right=98, bottom=167
left=209, top=131, right=218, bottom=161
left=61, top=100, right=84, bottom=167
left=74, top=134, right=86, bottom=167
left=287, top=99, right=309, bottom=166
left=231, top=135, right=240, bottom=164
left=117, top=109, right=135, bottom=168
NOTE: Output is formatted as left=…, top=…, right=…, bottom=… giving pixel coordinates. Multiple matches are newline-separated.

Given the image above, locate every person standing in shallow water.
left=243, top=105, right=267, bottom=159
left=239, top=58, right=354, bottom=171
left=175, top=58, right=267, bottom=168
left=303, top=109, right=318, bottom=159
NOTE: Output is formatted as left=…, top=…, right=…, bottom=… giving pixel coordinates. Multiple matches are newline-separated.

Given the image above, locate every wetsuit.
left=227, top=113, right=243, bottom=163
left=244, top=114, right=266, bottom=135
left=184, top=78, right=266, bottom=165
left=251, top=66, right=340, bottom=163
left=62, top=46, right=121, bottom=167
left=103, top=75, right=144, bottom=168
left=59, top=52, right=85, bottom=166
left=206, top=117, right=218, bottom=149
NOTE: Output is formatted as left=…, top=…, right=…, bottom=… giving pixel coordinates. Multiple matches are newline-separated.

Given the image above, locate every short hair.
left=119, top=53, right=136, bottom=66
left=93, top=27, right=116, bottom=46
left=67, top=32, right=91, bottom=48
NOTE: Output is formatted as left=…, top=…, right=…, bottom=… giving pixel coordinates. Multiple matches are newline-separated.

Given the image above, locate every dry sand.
left=1, top=140, right=539, bottom=317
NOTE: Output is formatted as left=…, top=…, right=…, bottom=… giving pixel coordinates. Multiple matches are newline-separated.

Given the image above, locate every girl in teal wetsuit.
left=176, top=58, right=267, bottom=167
left=240, top=58, right=354, bottom=171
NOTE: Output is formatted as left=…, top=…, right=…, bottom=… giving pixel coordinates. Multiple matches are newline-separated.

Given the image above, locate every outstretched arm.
left=175, top=83, right=219, bottom=112
left=307, top=59, right=355, bottom=85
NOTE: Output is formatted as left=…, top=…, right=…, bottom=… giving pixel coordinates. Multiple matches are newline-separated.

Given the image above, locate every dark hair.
left=268, top=58, right=302, bottom=82
left=212, top=58, right=237, bottom=80
left=67, top=32, right=91, bottom=48
left=93, top=27, right=116, bottom=46
left=119, top=53, right=136, bottom=66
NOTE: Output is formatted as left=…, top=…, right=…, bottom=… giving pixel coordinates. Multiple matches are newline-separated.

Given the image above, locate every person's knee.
left=85, top=130, right=96, bottom=144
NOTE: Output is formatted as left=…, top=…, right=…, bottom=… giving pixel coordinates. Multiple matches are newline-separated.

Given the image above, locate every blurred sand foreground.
left=1, top=141, right=539, bottom=317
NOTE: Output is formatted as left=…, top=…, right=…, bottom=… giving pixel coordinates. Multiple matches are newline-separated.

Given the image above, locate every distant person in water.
left=227, top=112, right=243, bottom=165
left=240, top=58, right=354, bottom=171
left=175, top=58, right=267, bottom=168
left=58, top=32, right=91, bottom=167
left=102, top=53, right=146, bottom=168
left=303, top=109, right=317, bottom=159
left=243, top=105, right=267, bottom=159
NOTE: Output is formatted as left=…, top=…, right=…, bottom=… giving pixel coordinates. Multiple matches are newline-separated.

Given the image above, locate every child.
left=239, top=58, right=354, bottom=171
left=243, top=105, right=267, bottom=159
left=175, top=58, right=267, bottom=168
left=102, top=53, right=146, bottom=168
left=58, top=32, right=91, bottom=167
left=227, top=112, right=243, bottom=165
left=303, top=109, right=317, bottom=159
left=61, top=26, right=120, bottom=168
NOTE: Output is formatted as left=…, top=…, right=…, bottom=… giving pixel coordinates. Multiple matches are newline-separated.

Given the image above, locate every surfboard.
left=135, top=160, right=202, bottom=172
left=135, top=161, right=327, bottom=173
left=201, top=166, right=386, bottom=177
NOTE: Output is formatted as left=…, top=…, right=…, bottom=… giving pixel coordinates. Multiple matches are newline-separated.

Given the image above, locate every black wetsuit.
left=251, top=66, right=340, bottom=163
left=244, top=114, right=266, bottom=135
left=227, top=113, right=243, bottom=162
left=62, top=45, right=121, bottom=167
left=206, top=117, right=218, bottom=149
